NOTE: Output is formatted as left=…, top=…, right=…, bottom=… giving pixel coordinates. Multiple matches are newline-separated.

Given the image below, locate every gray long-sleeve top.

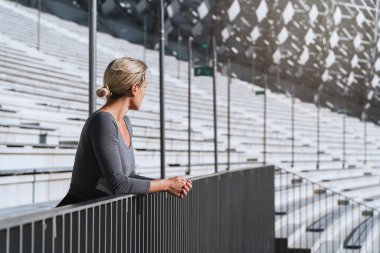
left=68, top=111, right=152, bottom=200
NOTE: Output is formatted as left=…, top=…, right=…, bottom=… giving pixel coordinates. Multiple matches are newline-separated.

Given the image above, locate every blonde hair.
left=96, top=57, right=148, bottom=98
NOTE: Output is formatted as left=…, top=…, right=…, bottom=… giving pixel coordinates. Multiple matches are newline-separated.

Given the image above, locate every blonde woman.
left=57, top=57, right=192, bottom=207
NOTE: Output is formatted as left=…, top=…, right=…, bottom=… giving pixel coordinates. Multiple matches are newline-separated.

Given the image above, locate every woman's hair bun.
left=96, top=86, right=111, bottom=98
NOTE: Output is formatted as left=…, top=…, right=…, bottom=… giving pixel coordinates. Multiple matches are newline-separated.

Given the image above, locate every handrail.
left=0, top=165, right=275, bottom=253
left=0, top=165, right=272, bottom=229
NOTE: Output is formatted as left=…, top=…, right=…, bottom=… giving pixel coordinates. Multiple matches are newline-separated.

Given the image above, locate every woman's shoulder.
left=91, top=110, right=113, bottom=119
left=87, top=111, right=117, bottom=131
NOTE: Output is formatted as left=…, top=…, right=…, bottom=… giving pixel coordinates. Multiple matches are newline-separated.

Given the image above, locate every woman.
left=57, top=57, right=192, bottom=207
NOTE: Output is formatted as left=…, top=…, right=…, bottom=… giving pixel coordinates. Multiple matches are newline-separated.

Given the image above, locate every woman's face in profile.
left=138, top=78, right=147, bottom=106
left=130, top=77, right=147, bottom=110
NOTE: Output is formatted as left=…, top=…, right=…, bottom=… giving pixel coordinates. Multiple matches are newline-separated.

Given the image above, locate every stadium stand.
left=1, top=0, right=380, bottom=251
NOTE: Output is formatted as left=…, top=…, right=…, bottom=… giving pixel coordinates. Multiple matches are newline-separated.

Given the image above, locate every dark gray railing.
left=0, top=166, right=275, bottom=253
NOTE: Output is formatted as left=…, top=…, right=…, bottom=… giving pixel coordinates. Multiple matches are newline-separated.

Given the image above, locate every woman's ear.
left=131, top=84, right=138, bottom=96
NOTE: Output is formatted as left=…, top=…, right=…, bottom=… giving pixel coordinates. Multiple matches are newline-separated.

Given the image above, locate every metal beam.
left=263, top=74, right=267, bottom=165
left=159, top=0, right=166, bottom=179
left=187, top=37, right=192, bottom=175
left=177, top=30, right=182, bottom=79
left=143, top=15, right=147, bottom=62
left=89, top=0, right=97, bottom=115
left=227, top=58, right=231, bottom=171
left=37, top=0, right=41, bottom=50
left=212, top=35, right=218, bottom=173
left=291, top=83, right=295, bottom=168
left=342, top=103, right=346, bottom=169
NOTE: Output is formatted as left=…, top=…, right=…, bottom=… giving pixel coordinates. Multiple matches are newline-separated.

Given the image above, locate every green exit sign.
left=194, top=66, right=213, bottom=76
left=201, top=43, right=209, bottom=49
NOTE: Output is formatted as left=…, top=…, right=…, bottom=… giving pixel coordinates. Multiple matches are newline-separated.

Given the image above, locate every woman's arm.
left=129, top=170, right=192, bottom=193
left=148, top=179, right=169, bottom=193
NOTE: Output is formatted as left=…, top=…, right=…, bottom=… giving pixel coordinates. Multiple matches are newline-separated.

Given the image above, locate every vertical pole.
left=177, top=30, right=181, bottom=79
left=159, top=0, right=166, bottom=179
left=316, top=85, right=323, bottom=170
left=316, top=0, right=332, bottom=170
left=212, top=35, right=218, bottom=173
left=227, top=58, right=231, bottom=171
left=276, top=57, right=280, bottom=90
left=363, top=0, right=379, bottom=167
left=251, top=48, right=256, bottom=84
left=37, top=0, right=41, bottom=50
left=143, top=15, right=147, bottom=63
left=363, top=90, right=368, bottom=167
left=317, top=99, right=320, bottom=170
left=343, top=104, right=346, bottom=169
left=32, top=169, right=36, bottom=204
left=89, top=0, right=97, bottom=115
left=291, top=83, right=295, bottom=168
left=364, top=112, right=367, bottom=165
left=263, top=74, right=267, bottom=165
left=186, top=37, right=192, bottom=175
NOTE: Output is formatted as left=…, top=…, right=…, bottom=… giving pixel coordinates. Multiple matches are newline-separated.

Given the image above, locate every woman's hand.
left=179, top=179, right=192, bottom=198
left=167, top=177, right=193, bottom=199
left=166, top=176, right=186, bottom=197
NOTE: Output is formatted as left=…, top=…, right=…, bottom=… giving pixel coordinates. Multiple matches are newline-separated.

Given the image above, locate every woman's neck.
left=100, top=98, right=130, bottom=122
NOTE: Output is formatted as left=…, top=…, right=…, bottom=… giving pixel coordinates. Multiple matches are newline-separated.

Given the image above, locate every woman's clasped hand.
left=166, top=176, right=192, bottom=199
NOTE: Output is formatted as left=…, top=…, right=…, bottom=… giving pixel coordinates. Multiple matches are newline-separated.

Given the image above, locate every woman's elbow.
left=110, top=177, right=150, bottom=195
left=112, top=183, right=133, bottom=195
left=108, top=178, right=133, bottom=195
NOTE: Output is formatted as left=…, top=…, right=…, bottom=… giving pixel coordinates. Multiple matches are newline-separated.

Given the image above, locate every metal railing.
left=0, top=166, right=275, bottom=253
left=275, top=167, right=380, bottom=252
